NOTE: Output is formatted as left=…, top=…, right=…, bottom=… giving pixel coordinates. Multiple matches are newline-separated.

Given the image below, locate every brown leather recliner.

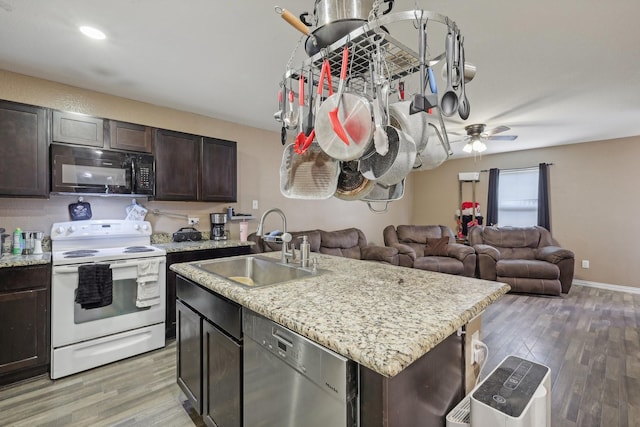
left=383, top=225, right=476, bottom=277
left=248, top=228, right=399, bottom=265
left=468, top=225, right=575, bottom=295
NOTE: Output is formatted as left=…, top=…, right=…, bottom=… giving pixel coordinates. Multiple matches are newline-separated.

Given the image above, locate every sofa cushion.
left=319, top=228, right=363, bottom=260
left=397, top=225, right=447, bottom=243
left=496, top=259, right=559, bottom=280
left=414, top=256, right=464, bottom=275
left=424, top=237, right=449, bottom=256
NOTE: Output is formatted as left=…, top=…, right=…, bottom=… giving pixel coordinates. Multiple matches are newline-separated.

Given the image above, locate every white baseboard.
left=573, top=279, right=640, bottom=295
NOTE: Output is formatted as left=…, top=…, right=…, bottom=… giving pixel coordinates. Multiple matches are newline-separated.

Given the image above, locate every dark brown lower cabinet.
left=0, top=264, right=51, bottom=386
left=202, top=319, right=241, bottom=427
left=176, top=299, right=202, bottom=413
left=176, top=276, right=242, bottom=427
left=165, top=246, right=251, bottom=340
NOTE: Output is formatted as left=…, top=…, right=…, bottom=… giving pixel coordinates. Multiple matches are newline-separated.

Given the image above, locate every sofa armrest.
left=472, top=244, right=500, bottom=281
left=388, top=242, right=416, bottom=267
left=473, top=244, right=500, bottom=262
left=362, top=245, right=399, bottom=265
left=446, top=243, right=475, bottom=262
left=535, top=246, right=575, bottom=264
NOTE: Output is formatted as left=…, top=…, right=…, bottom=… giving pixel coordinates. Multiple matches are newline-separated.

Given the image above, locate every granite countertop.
left=170, top=252, right=510, bottom=378
left=0, top=253, right=51, bottom=268
left=152, top=238, right=254, bottom=254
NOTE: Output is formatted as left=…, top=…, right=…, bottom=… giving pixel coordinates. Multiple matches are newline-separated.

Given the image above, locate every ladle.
left=457, top=37, right=470, bottom=120
left=440, top=30, right=458, bottom=117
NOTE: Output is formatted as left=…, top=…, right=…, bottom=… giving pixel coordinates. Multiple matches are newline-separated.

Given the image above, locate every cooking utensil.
left=409, top=22, right=436, bottom=115
left=440, top=30, right=459, bottom=117
left=360, top=178, right=406, bottom=213
left=334, top=160, right=375, bottom=201
left=359, top=125, right=416, bottom=186
left=280, top=142, right=339, bottom=199
left=370, top=49, right=389, bottom=156
left=457, top=37, right=470, bottom=120
left=328, top=45, right=351, bottom=145
left=295, top=60, right=332, bottom=154
left=274, top=89, right=284, bottom=122
left=276, top=6, right=317, bottom=47
left=315, top=53, right=373, bottom=161
left=297, top=73, right=305, bottom=134
left=283, top=86, right=297, bottom=129
left=303, top=67, right=315, bottom=135
left=389, top=100, right=430, bottom=156
left=68, top=197, right=92, bottom=221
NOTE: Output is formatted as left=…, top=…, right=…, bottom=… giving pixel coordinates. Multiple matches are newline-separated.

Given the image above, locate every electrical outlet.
left=582, top=260, right=590, bottom=269
left=252, top=200, right=259, bottom=210
left=188, top=217, right=199, bottom=225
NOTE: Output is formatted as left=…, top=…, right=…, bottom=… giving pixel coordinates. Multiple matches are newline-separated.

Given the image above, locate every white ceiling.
left=1, top=0, right=639, bottom=158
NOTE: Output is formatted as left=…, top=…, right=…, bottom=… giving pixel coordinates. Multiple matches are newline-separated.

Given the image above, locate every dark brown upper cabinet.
left=0, top=100, right=49, bottom=197
left=201, top=137, right=237, bottom=202
left=52, top=110, right=104, bottom=147
left=154, top=130, right=237, bottom=202
left=153, top=129, right=200, bottom=200
left=107, top=120, right=152, bottom=153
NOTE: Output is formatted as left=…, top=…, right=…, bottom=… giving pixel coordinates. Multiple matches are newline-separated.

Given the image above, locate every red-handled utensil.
left=328, top=45, right=351, bottom=145
left=295, top=60, right=333, bottom=154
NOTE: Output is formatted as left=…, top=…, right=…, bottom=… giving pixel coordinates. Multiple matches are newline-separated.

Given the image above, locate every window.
left=497, top=167, right=539, bottom=227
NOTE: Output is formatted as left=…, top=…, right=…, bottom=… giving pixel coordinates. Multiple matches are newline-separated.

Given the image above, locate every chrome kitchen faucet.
left=256, top=208, right=295, bottom=264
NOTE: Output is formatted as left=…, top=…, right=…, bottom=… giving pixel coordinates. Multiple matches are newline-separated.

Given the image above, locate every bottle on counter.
left=12, top=227, right=22, bottom=255
left=239, top=221, right=248, bottom=242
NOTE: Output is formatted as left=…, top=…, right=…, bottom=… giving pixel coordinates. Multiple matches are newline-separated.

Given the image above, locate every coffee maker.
left=210, top=213, right=227, bottom=241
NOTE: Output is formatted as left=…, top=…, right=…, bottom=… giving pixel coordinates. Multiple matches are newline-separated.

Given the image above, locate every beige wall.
left=0, top=70, right=411, bottom=246
left=411, top=137, right=639, bottom=289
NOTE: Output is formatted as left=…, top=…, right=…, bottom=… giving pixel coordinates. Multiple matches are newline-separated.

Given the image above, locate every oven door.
left=51, top=256, right=166, bottom=348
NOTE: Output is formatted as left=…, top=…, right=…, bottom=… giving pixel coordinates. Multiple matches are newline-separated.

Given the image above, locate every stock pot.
left=302, top=0, right=394, bottom=55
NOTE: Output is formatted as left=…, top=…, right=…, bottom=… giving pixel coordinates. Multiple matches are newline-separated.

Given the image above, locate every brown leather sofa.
left=468, top=225, right=575, bottom=295
left=383, top=225, right=476, bottom=277
left=248, top=227, right=399, bottom=265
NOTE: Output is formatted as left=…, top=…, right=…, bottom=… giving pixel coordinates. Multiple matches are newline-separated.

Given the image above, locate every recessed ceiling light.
left=79, top=25, right=106, bottom=40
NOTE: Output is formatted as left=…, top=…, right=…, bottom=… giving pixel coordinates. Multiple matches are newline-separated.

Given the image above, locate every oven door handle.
left=53, top=259, right=160, bottom=274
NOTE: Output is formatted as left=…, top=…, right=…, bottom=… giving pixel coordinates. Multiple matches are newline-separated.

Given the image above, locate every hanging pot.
left=301, top=0, right=394, bottom=56
left=358, top=125, right=416, bottom=186
left=334, top=161, right=375, bottom=201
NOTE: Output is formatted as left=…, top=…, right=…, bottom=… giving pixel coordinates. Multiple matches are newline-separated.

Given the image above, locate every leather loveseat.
left=383, top=225, right=476, bottom=277
left=248, top=227, right=399, bottom=265
left=468, top=225, right=575, bottom=296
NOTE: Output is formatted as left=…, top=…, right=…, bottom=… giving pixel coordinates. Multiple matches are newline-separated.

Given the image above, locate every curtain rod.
left=480, top=163, right=554, bottom=173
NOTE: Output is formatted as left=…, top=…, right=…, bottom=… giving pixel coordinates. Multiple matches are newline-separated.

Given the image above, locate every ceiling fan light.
left=473, top=140, right=487, bottom=152
left=79, top=25, right=106, bottom=40
left=462, top=143, right=473, bottom=153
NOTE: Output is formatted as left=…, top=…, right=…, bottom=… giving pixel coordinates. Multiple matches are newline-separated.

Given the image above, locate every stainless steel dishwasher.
left=243, top=310, right=358, bottom=427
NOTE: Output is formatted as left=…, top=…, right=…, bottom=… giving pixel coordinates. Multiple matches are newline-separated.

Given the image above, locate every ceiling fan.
left=450, top=124, right=518, bottom=153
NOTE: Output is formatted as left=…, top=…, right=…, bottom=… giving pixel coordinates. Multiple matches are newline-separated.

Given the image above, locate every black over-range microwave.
left=50, top=143, right=155, bottom=196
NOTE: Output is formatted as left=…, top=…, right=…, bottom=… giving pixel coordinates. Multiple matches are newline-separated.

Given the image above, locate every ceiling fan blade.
left=486, top=125, right=510, bottom=136
left=488, top=135, right=518, bottom=141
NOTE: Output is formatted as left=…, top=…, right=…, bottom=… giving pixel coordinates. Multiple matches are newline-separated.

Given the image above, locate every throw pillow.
left=424, top=236, right=449, bottom=256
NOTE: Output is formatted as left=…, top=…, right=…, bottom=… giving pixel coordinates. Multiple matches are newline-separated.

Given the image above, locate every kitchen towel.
left=76, top=264, right=113, bottom=309
left=136, top=258, right=161, bottom=308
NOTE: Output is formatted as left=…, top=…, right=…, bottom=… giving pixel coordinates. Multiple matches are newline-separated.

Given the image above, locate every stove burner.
left=63, top=250, right=99, bottom=257
left=124, top=246, right=155, bottom=253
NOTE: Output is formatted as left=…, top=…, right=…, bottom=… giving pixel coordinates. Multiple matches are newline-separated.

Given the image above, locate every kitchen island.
left=170, top=252, right=509, bottom=426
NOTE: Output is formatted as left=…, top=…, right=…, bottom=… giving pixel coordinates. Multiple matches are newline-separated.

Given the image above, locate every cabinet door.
left=0, top=265, right=50, bottom=385
left=108, top=120, right=152, bottom=153
left=176, top=299, right=203, bottom=414
left=52, top=110, right=104, bottom=147
left=154, top=129, right=200, bottom=200
left=0, top=101, right=48, bottom=197
left=202, top=319, right=242, bottom=427
left=200, top=137, right=237, bottom=202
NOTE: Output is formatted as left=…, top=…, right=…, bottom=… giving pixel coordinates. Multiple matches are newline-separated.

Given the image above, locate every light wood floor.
left=0, top=284, right=638, bottom=427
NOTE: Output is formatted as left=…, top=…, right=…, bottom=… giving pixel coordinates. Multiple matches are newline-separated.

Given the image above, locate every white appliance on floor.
left=50, top=219, right=166, bottom=379
left=447, top=355, right=550, bottom=427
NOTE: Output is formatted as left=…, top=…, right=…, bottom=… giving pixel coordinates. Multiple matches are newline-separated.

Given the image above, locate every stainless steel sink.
left=194, top=255, right=322, bottom=288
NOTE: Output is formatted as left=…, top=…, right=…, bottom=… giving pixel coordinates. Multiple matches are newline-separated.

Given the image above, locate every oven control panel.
left=51, top=220, right=152, bottom=239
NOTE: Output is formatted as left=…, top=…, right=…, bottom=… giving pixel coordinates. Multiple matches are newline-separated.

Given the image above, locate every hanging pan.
left=360, top=178, right=406, bottom=213
left=280, top=142, right=339, bottom=199
left=334, top=160, right=375, bottom=201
